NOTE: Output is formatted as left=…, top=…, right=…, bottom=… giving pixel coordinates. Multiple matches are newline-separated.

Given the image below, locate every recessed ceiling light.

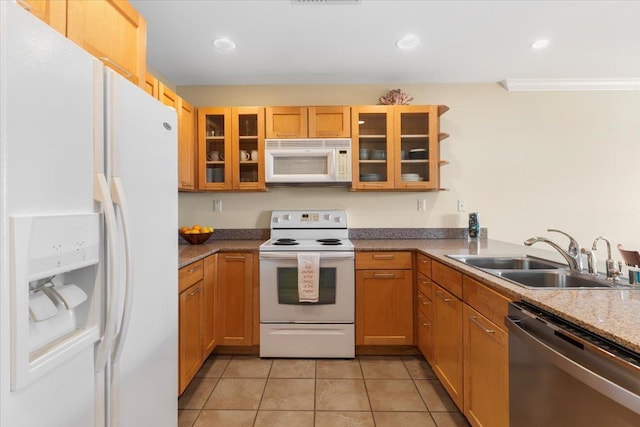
left=396, top=35, right=420, bottom=50
left=530, top=39, right=550, bottom=50
left=213, top=38, right=236, bottom=51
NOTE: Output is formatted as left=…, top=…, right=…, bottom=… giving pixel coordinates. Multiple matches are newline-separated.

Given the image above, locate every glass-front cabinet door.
left=351, top=106, right=394, bottom=190
left=231, top=107, right=265, bottom=191
left=198, top=107, right=232, bottom=190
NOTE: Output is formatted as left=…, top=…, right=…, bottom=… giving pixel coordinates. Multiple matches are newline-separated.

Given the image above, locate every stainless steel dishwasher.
left=506, top=301, right=640, bottom=426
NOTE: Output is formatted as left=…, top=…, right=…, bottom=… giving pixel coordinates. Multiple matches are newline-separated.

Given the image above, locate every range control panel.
left=270, top=210, right=347, bottom=229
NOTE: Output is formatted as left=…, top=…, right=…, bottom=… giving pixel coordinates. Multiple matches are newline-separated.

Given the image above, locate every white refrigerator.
left=0, top=2, right=178, bottom=426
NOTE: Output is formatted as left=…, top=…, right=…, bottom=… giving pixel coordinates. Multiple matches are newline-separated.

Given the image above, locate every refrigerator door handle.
left=93, top=173, right=119, bottom=373
left=110, top=176, right=133, bottom=364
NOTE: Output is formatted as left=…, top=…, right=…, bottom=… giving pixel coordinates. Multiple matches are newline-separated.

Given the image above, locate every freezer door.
left=104, top=69, right=178, bottom=427
left=0, top=2, right=103, bottom=427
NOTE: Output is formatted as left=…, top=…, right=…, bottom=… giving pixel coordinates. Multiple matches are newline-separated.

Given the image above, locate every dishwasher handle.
left=505, top=315, right=640, bottom=416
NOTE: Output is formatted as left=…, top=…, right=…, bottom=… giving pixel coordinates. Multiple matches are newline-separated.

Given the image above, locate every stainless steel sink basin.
left=496, top=270, right=629, bottom=289
left=447, top=255, right=564, bottom=270
left=447, top=254, right=632, bottom=290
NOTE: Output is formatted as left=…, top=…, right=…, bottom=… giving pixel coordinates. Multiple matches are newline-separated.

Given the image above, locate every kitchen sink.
left=496, top=270, right=629, bottom=289
left=447, top=255, right=564, bottom=270
left=447, top=254, right=632, bottom=290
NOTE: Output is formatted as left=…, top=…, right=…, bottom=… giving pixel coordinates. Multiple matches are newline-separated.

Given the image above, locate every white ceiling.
left=130, top=0, right=640, bottom=87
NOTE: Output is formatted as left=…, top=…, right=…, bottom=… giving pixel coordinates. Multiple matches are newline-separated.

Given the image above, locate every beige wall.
left=177, top=83, right=640, bottom=249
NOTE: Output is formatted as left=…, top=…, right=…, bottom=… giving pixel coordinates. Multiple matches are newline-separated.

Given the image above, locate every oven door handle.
left=259, top=252, right=355, bottom=260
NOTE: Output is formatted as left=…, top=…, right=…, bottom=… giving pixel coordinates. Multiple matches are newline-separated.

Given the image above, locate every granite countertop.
left=180, top=237, right=640, bottom=353
left=356, top=238, right=640, bottom=354
left=178, top=240, right=262, bottom=268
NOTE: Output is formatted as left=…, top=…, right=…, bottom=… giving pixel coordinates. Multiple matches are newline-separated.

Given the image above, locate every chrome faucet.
left=524, top=229, right=583, bottom=272
left=592, top=236, right=623, bottom=281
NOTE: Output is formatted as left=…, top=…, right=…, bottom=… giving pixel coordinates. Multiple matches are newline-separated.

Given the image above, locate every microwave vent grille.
left=265, top=138, right=351, bottom=149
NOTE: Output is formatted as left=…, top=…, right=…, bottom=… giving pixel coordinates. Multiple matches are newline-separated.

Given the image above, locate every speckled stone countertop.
left=356, top=238, right=640, bottom=354
left=178, top=240, right=262, bottom=268
left=180, top=237, right=640, bottom=353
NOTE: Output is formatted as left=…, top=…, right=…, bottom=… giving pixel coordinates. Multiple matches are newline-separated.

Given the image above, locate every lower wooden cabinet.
left=178, top=255, right=217, bottom=395
left=463, top=304, right=509, bottom=427
left=433, top=283, right=464, bottom=410
left=217, top=252, right=254, bottom=346
left=202, top=254, right=217, bottom=357
left=178, top=281, right=203, bottom=395
left=355, top=252, right=413, bottom=345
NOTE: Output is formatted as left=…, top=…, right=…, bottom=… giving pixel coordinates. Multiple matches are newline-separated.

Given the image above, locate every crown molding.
left=502, top=79, right=640, bottom=92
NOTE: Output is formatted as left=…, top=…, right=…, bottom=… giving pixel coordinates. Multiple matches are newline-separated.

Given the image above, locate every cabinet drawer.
left=417, top=312, right=433, bottom=361
left=463, top=276, right=511, bottom=332
left=432, top=261, right=462, bottom=299
left=417, top=290, right=433, bottom=319
left=179, top=260, right=204, bottom=293
left=416, top=253, right=432, bottom=277
left=416, top=272, right=432, bottom=296
left=356, top=251, right=412, bottom=270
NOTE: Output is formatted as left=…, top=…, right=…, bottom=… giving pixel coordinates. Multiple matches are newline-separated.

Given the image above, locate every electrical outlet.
left=213, top=200, right=222, bottom=212
left=457, top=199, right=466, bottom=212
left=417, top=199, right=426, bottom=211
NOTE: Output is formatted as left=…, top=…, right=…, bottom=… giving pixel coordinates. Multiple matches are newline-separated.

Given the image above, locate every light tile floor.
left=178, top=354, right=471, bottom=427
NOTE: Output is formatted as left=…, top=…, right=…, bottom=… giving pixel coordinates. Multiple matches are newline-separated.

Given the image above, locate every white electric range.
left=259, top=210, right=355, bottom=358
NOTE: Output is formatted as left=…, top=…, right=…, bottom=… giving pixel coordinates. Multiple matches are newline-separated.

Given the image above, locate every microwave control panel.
left=336, top=149, right=351, bottom=182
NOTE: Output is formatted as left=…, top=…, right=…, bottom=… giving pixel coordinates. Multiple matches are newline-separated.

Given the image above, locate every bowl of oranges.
left=179, top=225, right=214, bottom=245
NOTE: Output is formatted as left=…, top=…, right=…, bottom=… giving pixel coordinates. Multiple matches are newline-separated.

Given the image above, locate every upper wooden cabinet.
left=144, top=72, right=159, bottom=98
left=66, top=0, right=146, bottom=87
left=351, top=105, right=449, bottom=191
left=265, top=106, right=350, bottom=139
left=158, top=82, right=178, bottom=110
left=19, top=0, right=67, bottom=34
left=178, top=99, right=197, bottom=191
left=198, top=107, right=265, bottom=191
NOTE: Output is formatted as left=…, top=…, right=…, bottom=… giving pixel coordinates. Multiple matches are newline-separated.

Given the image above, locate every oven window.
left=277, top=267, right=337, bottom=304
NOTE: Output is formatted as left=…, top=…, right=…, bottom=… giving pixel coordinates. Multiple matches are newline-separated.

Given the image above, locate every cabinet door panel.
left=217, top=253, right=253, bottom=346
left=265, top=107, right=307, bottom=139
left=66, top=0, right=146, bottom=86
left=308, top=106, right=350, bottom=138
left=202, top=255, right=217, bottom=358
left=463, top=305, right=508, bottom=427
left=433, top=284, right=463, bottom=410
left=351, top=105, right=395, bottom=190
left=20, top=0, right=66, bottom=34
left=178, top=98, right=197, bottom=191
left=179, top=282, right=203, bottom=395
left=356, top=269, right=413, bottom=345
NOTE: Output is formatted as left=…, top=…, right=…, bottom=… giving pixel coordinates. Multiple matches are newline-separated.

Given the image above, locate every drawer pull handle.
left=372, top=254, right=395, bottom=260
left=17, top=0, right=32, bottom=11
left=99, top=56, right=134, bottom=78
left=420, top=259, right=429, bottom=264
left=225, top=256, right=246, bottom=260
left=276, top=133, right=298, bottom=137
left=188, top=288, right=201, bottom=296
left=373, top=273, right=397, bottom=279
left=187, top=265, right=202, bottom=273
left=470, top=316, right=495, bottom=334
left=435, top=291, right=452, bottom=302
left=421, top=279, right=430, bottom=285
left=316, top=131, right=340, bottom=137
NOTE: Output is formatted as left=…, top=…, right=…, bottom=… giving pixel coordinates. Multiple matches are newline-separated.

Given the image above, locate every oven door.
left=259, top=251, right=354, bottom=323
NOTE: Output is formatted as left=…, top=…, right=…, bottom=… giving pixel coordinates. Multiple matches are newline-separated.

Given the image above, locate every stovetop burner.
left=317, top=238, right=340, bottom=243
left=273, top=238, right=299, bottom=246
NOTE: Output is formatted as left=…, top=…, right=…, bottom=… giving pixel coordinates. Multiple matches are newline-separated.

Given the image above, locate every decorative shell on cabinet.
left=378, top=89, right=414, bottom=105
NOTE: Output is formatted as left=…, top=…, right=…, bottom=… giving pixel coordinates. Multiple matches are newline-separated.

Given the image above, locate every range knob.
left=283, top=214, right=292, bottom=221
left=334, top=216, right=343, bottom=223
left=273, top=216, right=281, bottom=223
left=324, top=214, right=332, bottom=221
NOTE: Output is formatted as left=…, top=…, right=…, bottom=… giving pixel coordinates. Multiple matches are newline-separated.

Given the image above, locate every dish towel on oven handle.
left=297, top=252, right=320, bottom=303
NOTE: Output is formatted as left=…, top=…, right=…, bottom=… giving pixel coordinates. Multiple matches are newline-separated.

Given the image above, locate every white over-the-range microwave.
left=264, top=138, right=352, bottom=184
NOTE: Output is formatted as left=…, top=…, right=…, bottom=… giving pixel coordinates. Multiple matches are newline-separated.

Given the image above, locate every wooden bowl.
left=179, top=231, right=213, bottom=245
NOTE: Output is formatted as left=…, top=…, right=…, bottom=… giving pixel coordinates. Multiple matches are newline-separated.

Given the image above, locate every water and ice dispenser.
left=11, top=214, right=101, bottom=390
